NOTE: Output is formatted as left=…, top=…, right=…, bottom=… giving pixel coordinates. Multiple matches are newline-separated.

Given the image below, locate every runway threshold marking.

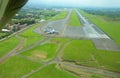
left=61, top=24, right=67, bottom=37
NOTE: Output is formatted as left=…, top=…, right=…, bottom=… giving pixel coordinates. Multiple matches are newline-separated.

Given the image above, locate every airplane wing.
left=0, top=0, right=28, bottom=29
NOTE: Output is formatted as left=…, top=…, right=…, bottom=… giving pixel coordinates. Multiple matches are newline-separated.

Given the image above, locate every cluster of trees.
left=9, top=7, right=60, bottom=25
left=10, top=18, right=35, bottom=25
left=81, top=8, right=120, bottom=21
left=14, top=8, right=59, bottom=20
left=0, top=32, right=11, bottom=39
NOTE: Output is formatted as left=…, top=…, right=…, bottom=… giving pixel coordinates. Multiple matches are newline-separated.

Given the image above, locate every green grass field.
left=0, top=33, right=7, bottom=37
left=0, top=23, right=44, bottom=58
left=67, top=10, right=81, bottom=26
left=79, top=9, right=120, bottom=45
left=20, top=23, right=45, bottom=48
left=21, top=38, right=70, bottom=62
left=21, top=42, right=58, bottom=62
left=0, top=36, right=20, bottom=58
left=0, top=56, right=42, bottom=78
left=50, top=11, right=68, bottom=21
left=29, top=64, right=76, bottom=78
left=62, top=40, right=120, bottom=72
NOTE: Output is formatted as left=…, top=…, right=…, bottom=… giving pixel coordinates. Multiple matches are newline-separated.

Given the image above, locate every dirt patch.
left=35, top=54, right=47, bottom=59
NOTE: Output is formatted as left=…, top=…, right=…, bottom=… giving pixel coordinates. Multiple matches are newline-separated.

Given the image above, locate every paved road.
left=61, top=62, right=120, bottom=78
left=75, top=9, right=120, bottom=51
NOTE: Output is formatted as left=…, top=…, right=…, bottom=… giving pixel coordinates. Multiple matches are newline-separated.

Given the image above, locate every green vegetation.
left=68, top=10, right=81, bottom=26
left=0, top=36, right=20, bottom=58
left=0, top=56, right=42, bottom=78
left=62, top=40, right=120, bottom=72
left=29, top=64, right=76, bottom=78
left=0, top=23, right=44, bottom=58
left=0, top=33, right=7, bottom=38
left=81, top=8, right=120, bottom=21
left=21, top=43, right=58, bottom=61
left=0, top=33, right=6, bottom=36
left=63, top=40, right=93, bottom=61
left=91, top=75, right=101, bottom=78
left=0, top=32, right=12, bottom=39
left=50, top=11, right=68, bottom=21
left=1, top=7, right=120, bottom=78
left=79, top=9, right=120, bottom=45
left=12, top=9, right=59, bottom=25
left=20, top=23, right=45, bottom=48
left=21, top=38, right=70, bottom=62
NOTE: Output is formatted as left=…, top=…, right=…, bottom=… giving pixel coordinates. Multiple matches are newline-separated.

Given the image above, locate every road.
left=61, top=62, right=120, bottom=78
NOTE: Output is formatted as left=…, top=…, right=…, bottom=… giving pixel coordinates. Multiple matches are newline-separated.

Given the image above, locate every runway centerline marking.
left=61, top=23, right=67, bottom=37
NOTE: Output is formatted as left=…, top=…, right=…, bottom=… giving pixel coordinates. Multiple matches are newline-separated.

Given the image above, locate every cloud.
left=28, top=0, right=120, bottom=7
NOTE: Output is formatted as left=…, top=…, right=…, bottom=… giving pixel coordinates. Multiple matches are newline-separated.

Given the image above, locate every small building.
left=1, top=29, right=10, bottom=32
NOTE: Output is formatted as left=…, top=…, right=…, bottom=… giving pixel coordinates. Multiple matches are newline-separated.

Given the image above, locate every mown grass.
left=0, top=36, right=20, bottom=58
left=67, top=10, right=81, bottom=26
left=20, top=23, right=45, bottom=48
left=21, top=42, right=58, bottom=61
left=0, top=33, right=6, bottom=37
left=0, top=23, right=44, bottom=58
left=91, top=75, right=102, bottom=78
left=0, top=56, right=42, bottom=78
left=29, top=64, right=76, bottom=78
left=21, top=38, right=70, bottom=62
left=50, top=11, right=68, bottom=21
left=62, top=40, right=120, bottom=72
left=63, top=40, right=94, bottom=61
left=79, top=9, right=120, bottom=45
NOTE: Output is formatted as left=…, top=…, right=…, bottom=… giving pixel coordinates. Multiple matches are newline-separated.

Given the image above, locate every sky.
left=28, top=0, right=120, bottom=7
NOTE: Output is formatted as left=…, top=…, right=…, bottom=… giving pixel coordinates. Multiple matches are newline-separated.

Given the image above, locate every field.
left=0, top=33, right=7, bottom=37
left=79, top=9, right=120, bottom=45
left=0, top=56, right=42, bottom=78
left=21, top=38, right=70, bottom=62
left=0, top=36, right=20, bottom=58
left=68, top=10, right=81, bottom=26
left=62, top=40, right=120, bottom=72
left=50, top=11, right=68, bottom=21
left=29, top=64, right=76, bottom=78
left=0, top=23, right=45, bottom=58
left=21, top=42, right=58, bottom=62
left=19, top=23, right=45, bottom=48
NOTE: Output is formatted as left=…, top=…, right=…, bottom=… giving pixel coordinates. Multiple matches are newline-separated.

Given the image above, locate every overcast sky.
left=28, top=0, right=120, bottom=7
